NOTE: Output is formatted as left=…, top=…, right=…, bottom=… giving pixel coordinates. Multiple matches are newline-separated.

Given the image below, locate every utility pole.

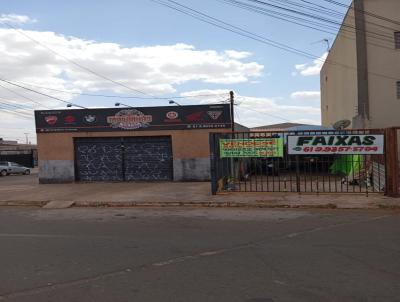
left=229, top=90, right=235, bottom=132
left=229, top=91, right=235, bottom=182
left=24, top=133, right=29, bottom=145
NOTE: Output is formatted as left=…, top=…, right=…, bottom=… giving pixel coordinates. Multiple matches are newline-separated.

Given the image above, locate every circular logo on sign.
left=45, top=115, right=58, bottom=125
left=166, top=111, right=178, bottom=120
left=84, top=115, right=96, bottom=123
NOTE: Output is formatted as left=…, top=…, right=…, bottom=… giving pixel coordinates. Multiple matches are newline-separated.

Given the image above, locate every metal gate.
left=75, top=136, right=173, bottom=182
left=210, top=129, right=386, bottom=195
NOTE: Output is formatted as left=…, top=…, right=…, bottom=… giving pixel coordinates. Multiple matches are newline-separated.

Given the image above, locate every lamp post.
left=115, top=102, right=132, bottom=107
left=66, top=103, right=87, bottom=109
left=168, top=100, right=181, bottom=106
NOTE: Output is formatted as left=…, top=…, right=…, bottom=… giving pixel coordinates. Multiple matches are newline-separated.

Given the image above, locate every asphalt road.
left=0, top=207, right=399, bottom=302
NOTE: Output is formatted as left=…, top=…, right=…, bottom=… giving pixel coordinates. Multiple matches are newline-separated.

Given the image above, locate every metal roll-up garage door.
left=75, top=138, right=123, bottom=181
left=124, top=137, right=173, bottom=181
left=74, top=136, right=172, bottom=182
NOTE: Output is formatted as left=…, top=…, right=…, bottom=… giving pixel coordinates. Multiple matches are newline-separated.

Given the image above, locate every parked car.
left=0, top=161, right=30, bottom=176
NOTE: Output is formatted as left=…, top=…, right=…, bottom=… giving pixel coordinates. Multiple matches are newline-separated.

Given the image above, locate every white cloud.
left=0, top=26, right=264, bottom=141
left=295, top=52, right=328, bottom=76
left=0, top=14, right=37, bottom=24
left=291, top=91, right=321, bottom=102
left=293, top=118, right=320, bottom=125
left=0, top=28, right=263, bottom=95
left=224, top=50, right=252, bottom=59
left=181, top=90, right=321, bottom=128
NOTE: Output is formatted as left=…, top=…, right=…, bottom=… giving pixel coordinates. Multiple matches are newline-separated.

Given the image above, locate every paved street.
left=0, top=207, right=399, bottom=301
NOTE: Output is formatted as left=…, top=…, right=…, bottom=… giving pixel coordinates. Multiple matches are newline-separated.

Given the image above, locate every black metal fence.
left=0, top=150, right=35, bottom=168
left=210, top=129, right=386, bottom=195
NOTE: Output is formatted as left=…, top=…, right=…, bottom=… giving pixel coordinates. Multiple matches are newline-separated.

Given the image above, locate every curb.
left=0, top=201, right=46, bottom=207
left=0, top=200, right=398, bottom=210
left=73, top=201, right=369, bottom=209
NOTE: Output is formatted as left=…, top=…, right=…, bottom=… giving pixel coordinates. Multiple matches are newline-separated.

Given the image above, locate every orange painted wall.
left=37, top=128, right=230, bottom=161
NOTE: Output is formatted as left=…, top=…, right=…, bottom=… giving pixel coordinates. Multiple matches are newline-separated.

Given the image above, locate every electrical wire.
left=0, top=105, right=32, bottom=120
left=0, top=101, right=32, bottom=115
left=226, top=0, right=398, bottom=35
left=3, top=80, right=229, bottom=101
left=218, top=0, right=396, bottom=50
left=0, top=78, right=87, bottom=109
left=1, top=20, right=231, bottom=100
left=0, top=83, right=53, bottom=109
left=320, top=0, right=400, bottom=26
left=0, top=96, right=33, bottom=109
left=240, top=0, right=395, bottom=43
left=0, top=21, right=159, bottom=98
left=234, top=96, right=293, bottom=122
left=296, top=0, right=398, bottom=32
left=151, top=0, right=318, bottom=59
left=151, top=0, right=400, bottom=81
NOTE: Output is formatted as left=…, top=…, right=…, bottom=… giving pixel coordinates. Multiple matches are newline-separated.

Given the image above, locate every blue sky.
left=0, top=0, right=350, bottom=142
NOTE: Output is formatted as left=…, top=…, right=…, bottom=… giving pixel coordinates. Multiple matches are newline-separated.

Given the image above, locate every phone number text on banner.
left=288, top=135, right=384, bottom=155
left=219, top=138, right=284, bottom=158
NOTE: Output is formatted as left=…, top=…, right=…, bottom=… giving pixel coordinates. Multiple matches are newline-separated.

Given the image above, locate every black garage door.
left=75, top=136, right=173, bottom=182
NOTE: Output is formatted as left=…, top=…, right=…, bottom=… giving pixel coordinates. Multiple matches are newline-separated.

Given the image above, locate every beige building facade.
left=321, top=0, right=400, bottom=129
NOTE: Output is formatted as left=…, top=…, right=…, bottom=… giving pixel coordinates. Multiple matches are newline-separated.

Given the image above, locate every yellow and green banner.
left=219, top=138, right=284, bottom=158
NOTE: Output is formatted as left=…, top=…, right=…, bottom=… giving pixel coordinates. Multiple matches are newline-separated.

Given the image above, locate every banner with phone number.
left=219, top=138, right=284, bottom=158
left=288, top=134, right=384, bottom=155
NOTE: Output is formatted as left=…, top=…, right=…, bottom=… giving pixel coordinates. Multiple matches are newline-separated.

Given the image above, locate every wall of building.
left=37, top=128, right=230, bottom=183
left=364, top=0, right=400, bottom=128
left=322, top=0, right=400, bottom=129
left=321, top=5, right=359, bottom=128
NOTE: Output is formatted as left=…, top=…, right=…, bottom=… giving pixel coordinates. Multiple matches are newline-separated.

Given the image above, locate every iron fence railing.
left=210, top=129, right=387, bottom=195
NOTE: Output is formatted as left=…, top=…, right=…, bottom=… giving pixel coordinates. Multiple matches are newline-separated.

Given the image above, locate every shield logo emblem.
left=207, top=111, right=222, bottom=120
left=45, top=116, right=58, bottom=125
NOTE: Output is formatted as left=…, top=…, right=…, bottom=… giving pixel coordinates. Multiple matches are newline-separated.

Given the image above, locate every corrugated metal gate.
left=74, top=136, right=173, bottom=182
left=210, top=129, right=386, bottom=195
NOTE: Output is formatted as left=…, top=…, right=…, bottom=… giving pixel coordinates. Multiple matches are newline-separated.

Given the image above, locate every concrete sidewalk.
left=0, top=174, right=399, bottom=209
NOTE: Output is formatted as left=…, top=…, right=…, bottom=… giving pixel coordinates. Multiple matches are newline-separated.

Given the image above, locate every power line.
left=239, top=105, right=293, bottom=122
left=4, top=80, right=229, bottom=100
left=235, top=0, right=398, bottom=34
left=0, top=22, right=230, bottom=104
left=0, top=105, right=32, bottom=120
left=320, top=0, right=400, bottom=26
left=296, top=0, right=398, bottom=32
left=0, top=78, right=87, bottom=108
left=219, top=0, right=391, bottom=47
left=234, top=96, right=293, bottom=122
left=0, top=96, right=33, bottom=110
left=217, top=0, right=343, bottom=33
left=0, top=21, right=160, bottom=98
left=0, top=96, right=33, bottom=114
left=0, top=101, right=32, bottom=116
left=151, top=0, right=399, bottom=81
left=240, top=0, right=395, bottom=43
left=0, top=83, right=53, bottom=109
left=218, top=0, right=396, bottom=50
left=151, top=0, right=318, bottom=59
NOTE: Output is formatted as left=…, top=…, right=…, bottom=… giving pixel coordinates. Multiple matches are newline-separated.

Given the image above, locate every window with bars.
left=395, top=32, right=400, bottom=49
left=397, top=81, right=400, bottom=99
